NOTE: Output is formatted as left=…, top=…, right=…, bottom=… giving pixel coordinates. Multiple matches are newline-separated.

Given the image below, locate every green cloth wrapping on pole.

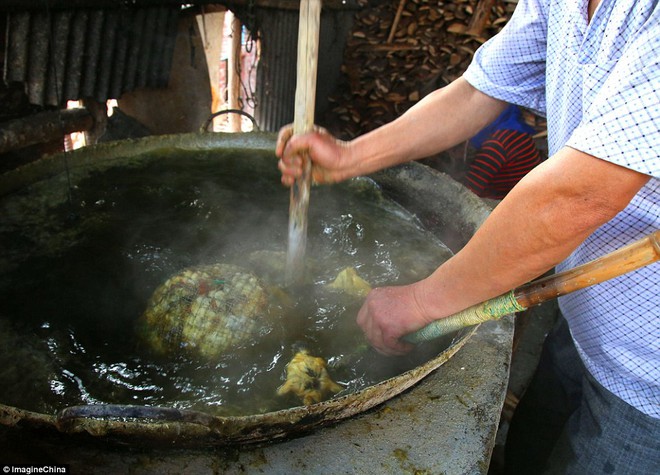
left=404, top=291, right=527, bottom=344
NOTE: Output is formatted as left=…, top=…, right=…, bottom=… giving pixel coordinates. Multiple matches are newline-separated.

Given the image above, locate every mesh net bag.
left=140, top=263, right=268, bottom=358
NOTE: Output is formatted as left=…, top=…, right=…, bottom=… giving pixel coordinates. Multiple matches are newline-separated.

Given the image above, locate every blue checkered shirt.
left=464, top=0, right=659, bottom=418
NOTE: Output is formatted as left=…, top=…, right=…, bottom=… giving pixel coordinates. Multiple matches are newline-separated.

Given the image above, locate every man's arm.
left=348, top=78, right=508, bottom=175
left=358, top=147, right=651, bottom=354
left=277, top=78, right=508, bottom=185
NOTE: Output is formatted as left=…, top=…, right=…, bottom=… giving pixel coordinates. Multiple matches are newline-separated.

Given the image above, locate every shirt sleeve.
left=566, top=10, right=660, bottom=178
left=463, top=0, right=548, bottom=116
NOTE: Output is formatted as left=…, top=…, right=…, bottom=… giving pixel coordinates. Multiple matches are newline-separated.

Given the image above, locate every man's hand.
left=275, top=79, right=507, bottom=188
left=276, top=125, right=352, bottom=187
left=356, top=283, right=431, bottom=356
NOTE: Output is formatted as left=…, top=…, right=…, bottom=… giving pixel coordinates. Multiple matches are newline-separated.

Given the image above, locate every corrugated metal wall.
left=253, top=8, right=353, bottom=133
left=4, top=6, right=180, bottom=107
left=253, top=9, right=298, bottom=133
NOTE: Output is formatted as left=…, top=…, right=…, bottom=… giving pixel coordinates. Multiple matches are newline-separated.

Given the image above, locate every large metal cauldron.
left=0, top=133, right=509, bottom=463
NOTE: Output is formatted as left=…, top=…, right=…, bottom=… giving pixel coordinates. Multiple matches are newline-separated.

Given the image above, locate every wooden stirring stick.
left=286, top=0, right=322, bottom=285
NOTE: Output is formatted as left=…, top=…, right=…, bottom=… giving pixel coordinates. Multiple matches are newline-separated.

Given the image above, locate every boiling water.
left=0, top=149, right=453, bottom=416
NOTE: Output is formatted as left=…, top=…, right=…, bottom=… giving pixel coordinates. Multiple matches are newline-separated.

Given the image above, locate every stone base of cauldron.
left=0, top=317, right=513, bottom=474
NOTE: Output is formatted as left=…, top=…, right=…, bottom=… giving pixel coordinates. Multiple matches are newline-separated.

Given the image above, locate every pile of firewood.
left=322, top=0, right=518, bottom=138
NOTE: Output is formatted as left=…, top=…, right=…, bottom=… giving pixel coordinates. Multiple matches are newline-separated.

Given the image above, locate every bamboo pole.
left=514, top=230, right=660, bottom=307
left=285, top=0, right=321, bottom=285
left=405, top=230, right=660, bottom=343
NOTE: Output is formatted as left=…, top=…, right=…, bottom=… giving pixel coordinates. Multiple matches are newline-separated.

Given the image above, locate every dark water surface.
left=0, top=149, right=453, bottom=416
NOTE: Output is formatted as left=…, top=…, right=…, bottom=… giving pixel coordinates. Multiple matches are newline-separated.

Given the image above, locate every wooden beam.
left=0, top=108, right=94, bottom=154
